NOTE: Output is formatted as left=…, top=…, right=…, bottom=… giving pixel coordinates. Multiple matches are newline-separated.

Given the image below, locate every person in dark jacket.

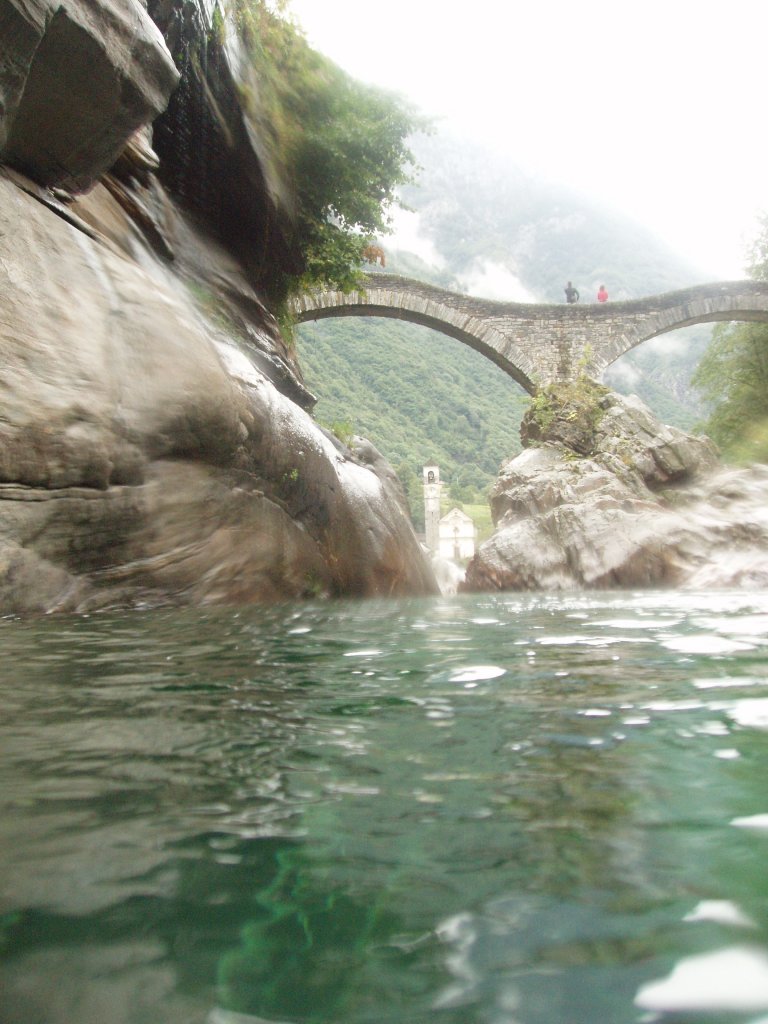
left=564, top=281, right=580, bottom=303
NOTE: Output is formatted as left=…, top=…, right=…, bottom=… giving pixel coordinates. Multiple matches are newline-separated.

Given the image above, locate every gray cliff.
left=0, top=0, right=437, bottom=612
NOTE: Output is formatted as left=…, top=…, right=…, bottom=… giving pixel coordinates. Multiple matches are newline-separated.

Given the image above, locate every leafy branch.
left=232, top=1, right=428, bottom=302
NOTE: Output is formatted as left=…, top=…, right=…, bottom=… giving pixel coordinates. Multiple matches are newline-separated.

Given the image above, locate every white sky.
left=288, top=0, right=768, bottom=279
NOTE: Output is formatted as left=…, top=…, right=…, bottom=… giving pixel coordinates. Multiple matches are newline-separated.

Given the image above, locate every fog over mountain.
left=396, top=134, right=712, bottom=296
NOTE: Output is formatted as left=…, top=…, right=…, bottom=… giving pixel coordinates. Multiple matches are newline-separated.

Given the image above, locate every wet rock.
left=594, top=391, right=719, bottom=489
left=0, top=171, right=437, bottom=612
left=465, top=383, right=768, bottom=592
left=0, top=0, right=179, bottom=191
left=147, top=0, right=302, bottom=304
left=0, top=0, right=437, bottom=614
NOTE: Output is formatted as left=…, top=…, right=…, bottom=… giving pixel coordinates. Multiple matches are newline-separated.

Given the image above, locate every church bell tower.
left=422, top=464, right=441, bottom=553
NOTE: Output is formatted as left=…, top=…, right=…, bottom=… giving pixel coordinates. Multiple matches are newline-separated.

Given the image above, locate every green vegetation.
left=526, top=389, right=557, bottom=436
left=693, top=320, right=768, bottom=461
left=693, top=216, right=768, bottom=461
left=296, top=316, right=529, bottom=529
left=234, top=1, right=425, bottom=301
left=325, top=419, right=355, bottom=447
left=456, top=501, right=494, bottom=543
left=277, top=101, right=722, bottom=534
left=397, top=134, right=713, bottom=430
left=524, top=377, right=610, bottom=455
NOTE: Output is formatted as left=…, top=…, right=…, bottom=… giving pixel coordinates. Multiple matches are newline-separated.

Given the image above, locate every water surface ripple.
left=2, top=591, right=768, bottom=1023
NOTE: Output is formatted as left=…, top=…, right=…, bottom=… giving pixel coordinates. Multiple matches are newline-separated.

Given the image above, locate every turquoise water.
left=2, top=591, right=768, bottom=1024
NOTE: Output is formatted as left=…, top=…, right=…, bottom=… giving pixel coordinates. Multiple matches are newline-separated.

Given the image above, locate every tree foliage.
left=747, top=214, right=768, bottom=283
left=236, top=1, right=425, bottom=299
left=692, top=320, right=768, bottom=461
left=693, top=213, right=768, bottom=461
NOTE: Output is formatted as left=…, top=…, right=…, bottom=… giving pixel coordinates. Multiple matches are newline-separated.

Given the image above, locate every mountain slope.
left=297, top=316, right=528, bottom=523
left=402, top=133, right=711, bottom=301
left=295, top=133, right=716, bottom=521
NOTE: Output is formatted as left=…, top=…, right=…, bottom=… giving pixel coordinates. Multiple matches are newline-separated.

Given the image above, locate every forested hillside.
left=298, top=316, right=528, bottom=525
left=295, top=133, right=716, bottom=524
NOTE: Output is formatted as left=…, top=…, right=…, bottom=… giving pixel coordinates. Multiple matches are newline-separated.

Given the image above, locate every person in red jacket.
left=597, top=285, right=609, bottom=303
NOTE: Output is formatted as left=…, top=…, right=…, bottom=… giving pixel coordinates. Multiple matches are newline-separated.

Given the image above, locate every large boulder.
left=0, top=170, right=437, bottom=613
left=0, top=0, right=178, bottom=191
left=465, top=383, right=768, bottom=591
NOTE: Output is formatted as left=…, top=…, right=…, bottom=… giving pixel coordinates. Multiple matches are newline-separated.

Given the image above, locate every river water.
left=2, top=590, right=768, bottom=1024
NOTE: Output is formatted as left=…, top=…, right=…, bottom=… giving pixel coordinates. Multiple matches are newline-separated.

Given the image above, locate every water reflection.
left=1, top=593, right=768, bottom=1022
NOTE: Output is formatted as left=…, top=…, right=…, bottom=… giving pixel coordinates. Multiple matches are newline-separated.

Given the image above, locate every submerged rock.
left=464, top=383, right=768, bottom=591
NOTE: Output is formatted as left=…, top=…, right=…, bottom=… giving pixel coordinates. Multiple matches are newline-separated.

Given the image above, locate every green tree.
left=236, top=2, right=425, bottom=300
left=693, top=321, right=768, bottom=460
left=747, top=214, right=768, bottom=282
left=693, top=213, right=768, bottom=461
left=295, top=316, right=528, bottom=507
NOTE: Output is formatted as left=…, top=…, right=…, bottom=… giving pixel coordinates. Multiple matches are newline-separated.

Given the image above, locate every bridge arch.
left=291, top=274, right=768, bottom=393
left=291, top=275, right=537, bottom=393
left=586, top=281, right=768, bottom=376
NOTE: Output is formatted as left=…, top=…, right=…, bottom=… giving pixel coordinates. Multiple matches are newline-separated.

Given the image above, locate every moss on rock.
left=521, top=378, right=610, bottom=456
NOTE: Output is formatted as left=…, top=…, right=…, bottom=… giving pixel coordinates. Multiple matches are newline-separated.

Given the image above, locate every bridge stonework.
left=291, top=274, right=768, bottom=394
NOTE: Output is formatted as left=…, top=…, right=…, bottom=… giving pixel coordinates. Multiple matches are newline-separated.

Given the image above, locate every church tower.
left=422, top=464, right=441, bottom=553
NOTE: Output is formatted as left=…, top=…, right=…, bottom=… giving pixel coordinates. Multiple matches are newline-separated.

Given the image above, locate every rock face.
left=147, top=0, right=302, bottom=302
left=0, top=0, right=179, bottom=190
left=0, top=0, right=437, bottom=613
left=0, top=170, right=436, bottom=613
left=464, top=382, right=768, bottom=591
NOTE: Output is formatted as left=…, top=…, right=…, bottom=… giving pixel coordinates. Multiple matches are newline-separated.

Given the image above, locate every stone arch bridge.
left=292, top=274, right=768, bottom=394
